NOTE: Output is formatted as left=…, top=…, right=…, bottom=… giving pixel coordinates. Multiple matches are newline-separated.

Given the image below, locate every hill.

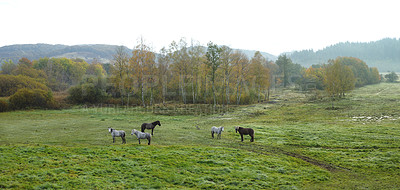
left=237, top=49, right=277, bottom=61
left=0, top=44, right=132, bottom=64
left=0, top=44, right=277, bottom=66
left=288, top=38, right=400, bottom=72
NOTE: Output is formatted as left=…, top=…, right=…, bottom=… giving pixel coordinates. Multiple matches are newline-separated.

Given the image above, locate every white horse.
left=131, top=129, right=152, bottom=145
left=211, top=126, right=224, bottom=139
left=108, top=128, right=126, bottom=144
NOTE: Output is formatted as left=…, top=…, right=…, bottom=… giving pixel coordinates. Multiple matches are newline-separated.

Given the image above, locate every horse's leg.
left=148, top=137, right=151, bottom=145
left=250, top=134, right=254, bottom=142
left=113, top=136, right=115, bottom=143
left=211, top=131, right=214, bottom=138
left=151, top=129, right=154, bottom=136
left=138, top=139, right=141, bottom=144
left=240, top=134, right=244, bottom=142
left=122, top=136, right=126, bottom=144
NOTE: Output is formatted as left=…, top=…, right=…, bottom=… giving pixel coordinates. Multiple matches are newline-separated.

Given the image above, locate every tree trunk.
left=127, top=92, right=130, bottom=106
left=162, top=77, right=166, bottom=105
left=236, top=78, right=241, bottom=105
left=180, top=74, right=186, bottom=104
left=150, top=85, right=153, bottom=106
left=192, top=77, right=195, bottom=104
left=141, top=77, right=146, bottom=108
left=226, top=74, right=230, bottom=105
left=204, top=75, right=207, bottom=104
left=212, top=80, right=216, bottom=107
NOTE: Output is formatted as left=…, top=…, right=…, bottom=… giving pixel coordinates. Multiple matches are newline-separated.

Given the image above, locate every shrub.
left=0, top=75, right=49, bottom=97
left=68, top=83, right=107, bottom=104
left=0, top=99, right=9, bottom=112
left=385, top=71, right=399, bottom=83
left=9, top=88, right=55, bottom=109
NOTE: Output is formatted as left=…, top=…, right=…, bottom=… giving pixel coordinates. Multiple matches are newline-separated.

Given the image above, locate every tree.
left=368, top=67, right=380, bottom=84
left=231, top=50, right=249, bottom=105
left=385, top=71, right=398, bottom=83
left=264, top=60, right=279, bottom=100
left=110, top=46, right=129, bottom=105
left=188, top=40, right=204, bottom=104
left=276, top=54, right=293, bottom=87
left=86, top=59, right=107, bottom=78
left=130, top=37, right=156, bottom=107
left=303, top=66, right=325, bottom=90
left=250, top=51, right=270, bottom=103
left=33, top=57, right=88, bottom=91
left=0, top=75, right=49, bottom=97
left=205, top=42, right=222, bottom=107
left=13, top=58, right=47, bottom=84
left=1, top=60, right=17, bottom=75
left=169, top=39, right=190, bottom=104
left=219, top=45, right=233, bottom=105
left=157, top=47, right=171, bottom=105
left=335, top=57, right=370, bottom=87
left=324, top=59, right=355, bottom=108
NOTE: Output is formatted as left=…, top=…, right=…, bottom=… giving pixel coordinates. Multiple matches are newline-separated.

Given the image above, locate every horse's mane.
left=152, top=121, right=160, bottom=125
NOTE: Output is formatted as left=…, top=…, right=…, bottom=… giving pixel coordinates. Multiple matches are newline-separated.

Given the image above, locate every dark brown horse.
left=235, top=126, right=254, bottom=142
left=141, top=121, right=161, bottom=136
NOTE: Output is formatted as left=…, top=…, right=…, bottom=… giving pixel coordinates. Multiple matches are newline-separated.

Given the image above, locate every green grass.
left=1, top=82, right=400, bottom=189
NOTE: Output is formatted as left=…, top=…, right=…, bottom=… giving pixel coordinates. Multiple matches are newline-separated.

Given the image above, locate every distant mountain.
left=0, top=44, right=277, bottom=66
left=237, top=49, right=277, bottom=61
left=289, top=38, right=400, bottom=72
left=0, top=44, right=132, bottom=64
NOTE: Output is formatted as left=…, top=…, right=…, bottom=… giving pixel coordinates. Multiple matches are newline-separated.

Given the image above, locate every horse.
left=141, top=120, right=161, bottom=136
left=211, top=126, right=224, bottom=139
left=131, top=129, right=151, bottom=145
left=108, top=128, right=126, bottom=144
left=235, top=126, right=254, bottom=142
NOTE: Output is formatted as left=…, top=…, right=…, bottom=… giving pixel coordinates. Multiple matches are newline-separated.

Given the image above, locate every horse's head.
left=155, top=121, right=161, bottom=126
left=131, top=129, right=137, bottom=135
left=221, top=126, right=224, bottom=132
left=235, top=126, right=239, bottom=133
left=108, top=128, right=113, bottom=133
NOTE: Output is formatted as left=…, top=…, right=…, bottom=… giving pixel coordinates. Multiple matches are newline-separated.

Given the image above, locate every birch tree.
left=111, top=46, right=129, bottom=105
left=130, top=37, right=155, bottom=107
left=205, top=42, right=222, bottom=107
left=220, top=45, right=233, bottom=105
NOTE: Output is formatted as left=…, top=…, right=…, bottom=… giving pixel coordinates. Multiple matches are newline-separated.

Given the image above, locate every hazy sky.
left=1, top=0, right=399, bottom=55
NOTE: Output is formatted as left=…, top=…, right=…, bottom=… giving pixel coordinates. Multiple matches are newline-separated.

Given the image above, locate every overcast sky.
left=1, top=0, right=399, bottom=55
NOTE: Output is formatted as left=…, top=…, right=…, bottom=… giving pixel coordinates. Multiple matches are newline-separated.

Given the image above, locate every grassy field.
left=1, top=82, right=400, bottom=189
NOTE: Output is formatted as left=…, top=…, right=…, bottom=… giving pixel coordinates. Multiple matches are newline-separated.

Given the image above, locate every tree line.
left=0, top=37, right=386, bottom=111
left=108, top=38, right=274, bottom=107
left=289, top=38, right=400, bottom=72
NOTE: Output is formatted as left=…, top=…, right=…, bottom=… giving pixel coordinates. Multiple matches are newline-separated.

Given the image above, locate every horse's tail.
left=122, top=131, right=126, bottom=138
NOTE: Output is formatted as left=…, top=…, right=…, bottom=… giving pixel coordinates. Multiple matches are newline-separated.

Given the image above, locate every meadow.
left=1, top=82, right=400, bottom=189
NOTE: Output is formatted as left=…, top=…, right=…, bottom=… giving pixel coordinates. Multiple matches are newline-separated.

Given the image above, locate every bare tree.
left=111, top=46, right=129, bottom=105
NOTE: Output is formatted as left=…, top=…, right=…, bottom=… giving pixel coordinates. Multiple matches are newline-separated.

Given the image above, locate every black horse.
left=141, top=121, right=161, bottom=136
left=235, top=126, right=254, bottom=142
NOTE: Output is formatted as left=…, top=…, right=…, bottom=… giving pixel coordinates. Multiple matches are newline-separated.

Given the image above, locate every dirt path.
left=234, top=143, right=350, bottom=172
left=375, top=87, right=389, bottom=95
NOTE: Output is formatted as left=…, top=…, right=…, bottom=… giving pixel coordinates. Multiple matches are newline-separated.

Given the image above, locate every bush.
left=68, top=83, right=107, bottom=104
left=0, top=75, right=49, bottom=97
left=0, top=99, right=9, bottom=112
left=9, top=88, right=55, bottom=109
left=385, top=71, right=399, bottom=83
